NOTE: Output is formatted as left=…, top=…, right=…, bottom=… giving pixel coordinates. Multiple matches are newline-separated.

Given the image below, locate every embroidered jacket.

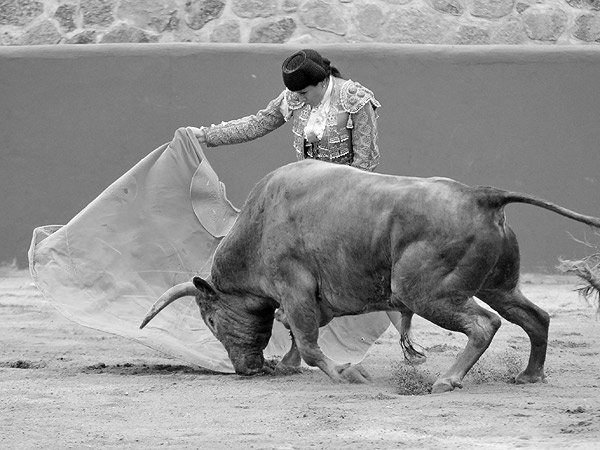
left=201, top=77, right=381, bottom=171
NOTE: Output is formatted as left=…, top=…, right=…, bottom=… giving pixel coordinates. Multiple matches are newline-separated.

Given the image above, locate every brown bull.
left=140, top=160, right=600, bottom=393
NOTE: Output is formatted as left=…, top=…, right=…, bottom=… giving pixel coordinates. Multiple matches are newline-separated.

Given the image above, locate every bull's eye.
left=207, top=317, right=216, bottom=330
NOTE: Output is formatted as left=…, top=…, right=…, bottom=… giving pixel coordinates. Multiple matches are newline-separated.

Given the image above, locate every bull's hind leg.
left=477, top=287, right=550, bottom=384
left=391, top=239, right=504, bottom=392
left=403, top=295, right=502, bottom=393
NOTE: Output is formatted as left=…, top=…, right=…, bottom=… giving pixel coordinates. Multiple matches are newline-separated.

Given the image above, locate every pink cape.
left=28, top=128, right=392, bottom=373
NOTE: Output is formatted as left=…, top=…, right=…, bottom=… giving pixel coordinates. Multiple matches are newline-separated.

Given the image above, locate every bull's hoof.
left=278, top=350, right=301, bottom=369
left=431, top=378, right=463, bottom=394
left=515, top=370, right=546, bottom=385
left=274, top=362, right=304, bottom=376
left=336, top=363, right=373, bottom=384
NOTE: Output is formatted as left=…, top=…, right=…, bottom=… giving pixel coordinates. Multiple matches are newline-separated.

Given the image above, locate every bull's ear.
left=193, top=276, right=216, bottom=296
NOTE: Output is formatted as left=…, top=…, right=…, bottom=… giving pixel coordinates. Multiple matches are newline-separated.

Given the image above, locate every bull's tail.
left=475, top=186, right=600, bottom=229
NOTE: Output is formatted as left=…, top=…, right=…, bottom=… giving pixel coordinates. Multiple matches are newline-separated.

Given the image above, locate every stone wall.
left=1, top=0, right=600, bottom=46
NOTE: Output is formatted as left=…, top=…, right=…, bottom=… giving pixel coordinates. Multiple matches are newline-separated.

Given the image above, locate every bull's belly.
left=322, top=290, right=396, bottom=318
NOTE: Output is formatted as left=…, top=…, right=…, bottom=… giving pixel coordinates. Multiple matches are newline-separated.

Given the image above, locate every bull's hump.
left=253, top=162, right=480, bottom=227
left=270, top=161, right=412, bottom=193
left=263, top=164, right=467, bottom=218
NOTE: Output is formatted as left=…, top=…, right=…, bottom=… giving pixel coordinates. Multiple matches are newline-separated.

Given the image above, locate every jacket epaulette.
left=340, top=79, right=381, bottom=114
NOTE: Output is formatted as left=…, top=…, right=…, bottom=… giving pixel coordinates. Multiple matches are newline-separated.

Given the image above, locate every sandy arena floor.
left=1, top=269, right=599, bottom=449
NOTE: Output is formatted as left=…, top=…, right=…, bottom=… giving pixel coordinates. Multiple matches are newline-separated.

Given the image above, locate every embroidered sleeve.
left=285, top=89, right=306, bottom=111
left=202, top=91, right=287, bottom=147
left=350, top=102, right=380, bottom=172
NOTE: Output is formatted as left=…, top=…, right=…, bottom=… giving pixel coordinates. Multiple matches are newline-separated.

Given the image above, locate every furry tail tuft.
left=558, top=256, right=600, bottom=315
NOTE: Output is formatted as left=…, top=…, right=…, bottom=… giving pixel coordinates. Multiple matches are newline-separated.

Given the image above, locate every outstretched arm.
left=197, top=91, right=288, bottom=147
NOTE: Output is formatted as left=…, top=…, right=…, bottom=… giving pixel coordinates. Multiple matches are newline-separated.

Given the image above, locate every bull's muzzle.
left=231, top=352, right=265, bottom=375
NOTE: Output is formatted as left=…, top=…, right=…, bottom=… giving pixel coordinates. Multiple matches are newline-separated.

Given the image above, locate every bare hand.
left=187, top=126, right=206, bottom=144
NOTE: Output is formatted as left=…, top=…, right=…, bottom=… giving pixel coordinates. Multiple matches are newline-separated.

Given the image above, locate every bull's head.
left=140, top=276, right=276, bottom=375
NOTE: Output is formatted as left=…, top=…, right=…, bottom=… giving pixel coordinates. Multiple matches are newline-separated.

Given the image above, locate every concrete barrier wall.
left=1, top=44, right=599, bottom=272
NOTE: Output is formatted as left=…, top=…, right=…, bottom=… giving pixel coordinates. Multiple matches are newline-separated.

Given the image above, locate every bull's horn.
left=139, top=282, right=197, bottom=329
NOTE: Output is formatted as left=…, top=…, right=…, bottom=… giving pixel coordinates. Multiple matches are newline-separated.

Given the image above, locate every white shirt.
left=304, top=76, right=334, bottom=143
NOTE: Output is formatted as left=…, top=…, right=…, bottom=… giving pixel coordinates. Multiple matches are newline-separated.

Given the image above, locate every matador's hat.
left=282, top=49, right=329, bottom=92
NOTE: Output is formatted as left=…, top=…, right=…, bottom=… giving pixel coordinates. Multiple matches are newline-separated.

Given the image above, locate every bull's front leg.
left=276, top=325, right=371, bottom=382
left=293, top=327, right=372, bottom=383
left=275, top=266, right=372, bottom=384
left=274, top=308, right=302, bottom=370
left=283, top=303, right=372, bottom=384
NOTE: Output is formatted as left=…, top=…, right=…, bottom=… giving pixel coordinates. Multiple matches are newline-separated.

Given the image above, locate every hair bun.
left=282, top=49, right=329, bottom=91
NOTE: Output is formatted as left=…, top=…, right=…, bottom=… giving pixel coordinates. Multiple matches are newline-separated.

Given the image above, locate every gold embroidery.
left=203, top=78, right=380, bottom=171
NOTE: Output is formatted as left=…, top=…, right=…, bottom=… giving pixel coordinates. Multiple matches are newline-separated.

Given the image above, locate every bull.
left=140, top=160, right=600, bottom=393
